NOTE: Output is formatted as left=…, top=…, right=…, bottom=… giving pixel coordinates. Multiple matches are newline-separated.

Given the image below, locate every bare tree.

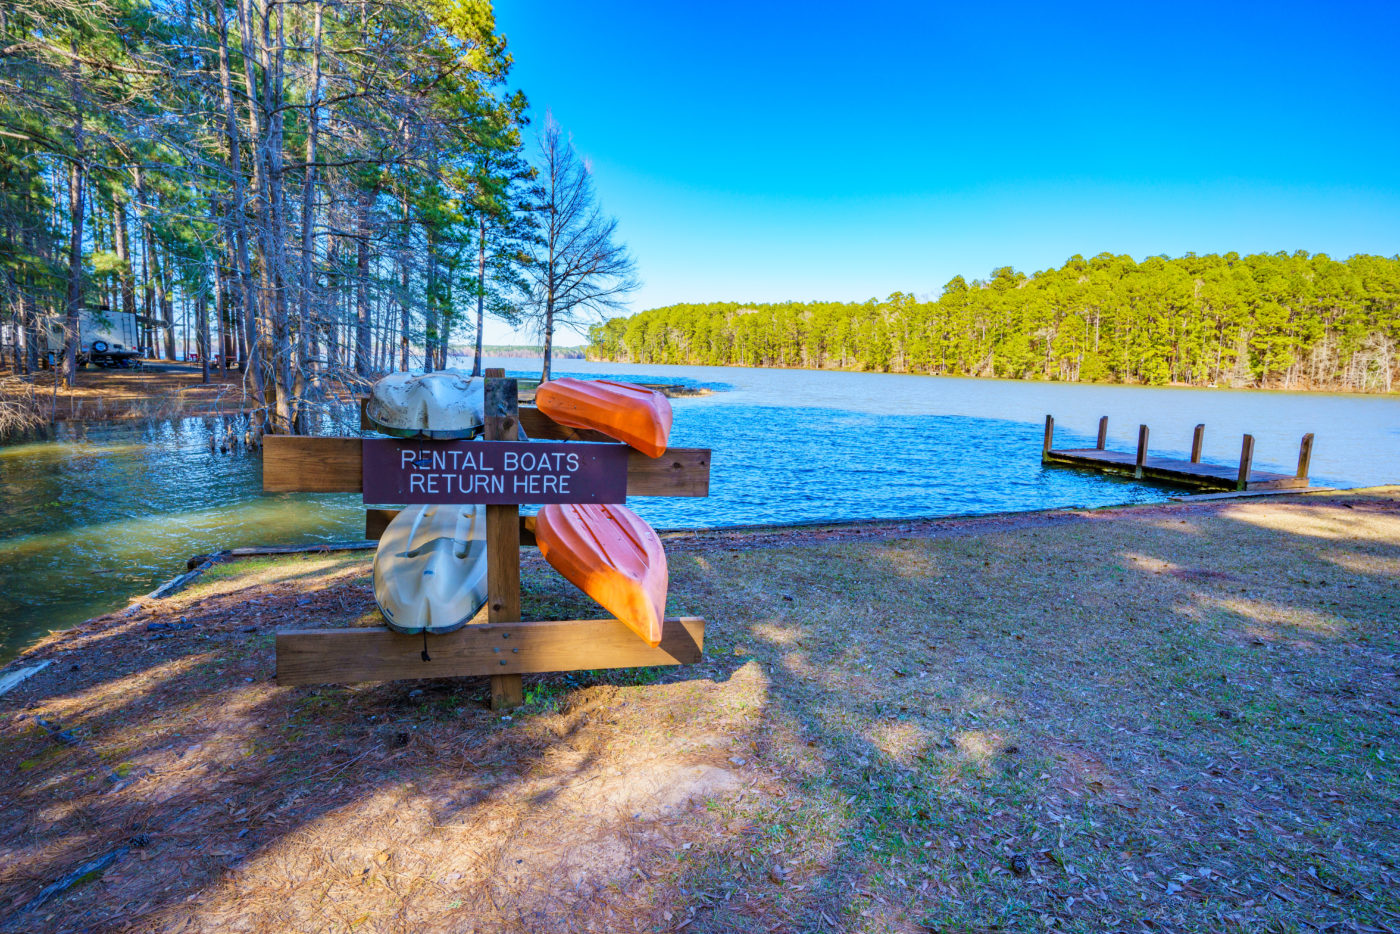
left=521, top=115, right=638, bottom=381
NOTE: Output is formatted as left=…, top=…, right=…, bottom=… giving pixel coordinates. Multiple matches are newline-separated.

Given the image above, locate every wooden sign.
left=361, top=438, right=629, bottom=505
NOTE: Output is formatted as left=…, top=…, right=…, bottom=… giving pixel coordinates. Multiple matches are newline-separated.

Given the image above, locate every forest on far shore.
left=475, top=344, right=586, bottom=360
left=588, top=251, right=1400, bottom=392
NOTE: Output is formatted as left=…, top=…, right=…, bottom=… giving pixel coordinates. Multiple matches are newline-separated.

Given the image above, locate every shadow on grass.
left=1, top=491, right=1398, bottom=933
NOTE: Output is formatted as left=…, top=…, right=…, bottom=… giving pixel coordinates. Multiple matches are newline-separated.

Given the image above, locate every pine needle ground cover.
left=1, top=489, right=1397, bottom=933
left=2, top=362, right=261, bottom=422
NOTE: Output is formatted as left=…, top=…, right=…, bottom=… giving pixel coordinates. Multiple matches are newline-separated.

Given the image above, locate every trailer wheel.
left=92, top=340, right=109, bottom=354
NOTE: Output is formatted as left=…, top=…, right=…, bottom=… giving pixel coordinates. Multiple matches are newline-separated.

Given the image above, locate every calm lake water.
left=2, top=357, right=1396, bottom=664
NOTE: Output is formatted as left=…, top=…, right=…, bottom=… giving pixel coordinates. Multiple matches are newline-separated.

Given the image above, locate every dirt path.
left=2, top=489, right=1398, bottom=932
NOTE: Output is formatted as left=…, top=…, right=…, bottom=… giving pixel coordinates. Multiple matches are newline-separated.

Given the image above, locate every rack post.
left=1236, top=434, right=1255, bottom=491
left=1135, top=424, right=1149, bottom=479
left=1096, top=416, right=1108, bottom=450
left=1296, top=432, right=1314, bottom=482
left=1190, top=424, right=1205, bottom=463
left=483, top=368, right=523, bottom=710
left=1042, top=415, right=1054, bottom=461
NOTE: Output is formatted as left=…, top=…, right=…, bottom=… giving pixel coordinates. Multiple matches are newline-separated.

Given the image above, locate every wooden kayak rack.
left=1042, top=415, right=1312, bottom=493
left=262, top=370, right=712, bottom=709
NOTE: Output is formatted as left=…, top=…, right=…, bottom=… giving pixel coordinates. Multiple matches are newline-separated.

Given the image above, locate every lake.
left=1, top=358, right=1395, bottom=664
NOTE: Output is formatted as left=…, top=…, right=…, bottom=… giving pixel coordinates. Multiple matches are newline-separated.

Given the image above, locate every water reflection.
left=0, top=416, right=363, bottom=663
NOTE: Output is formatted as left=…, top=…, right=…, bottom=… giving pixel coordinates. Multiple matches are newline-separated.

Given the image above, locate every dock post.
left=1096, top=416, right=1108, bottom=450
left=1296, top=433, right=1314, bottom=482
left=1135, top=424, right=1149, bottom=479
left=1042, top=415, right=1054, bottom=462
left=1191, top=424, right=1205, bottom=463
left=1237, top=434, right=1255, bottom=492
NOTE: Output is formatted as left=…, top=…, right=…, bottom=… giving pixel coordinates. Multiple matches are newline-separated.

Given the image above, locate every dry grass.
left=0, top=375, right=46, bottom=435
left=1, top=363, right=261, bottom=422
left=1, top=489, right=1398, bottom=933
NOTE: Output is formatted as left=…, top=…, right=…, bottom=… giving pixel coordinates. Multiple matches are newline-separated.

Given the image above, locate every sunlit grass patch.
left=184, top=551, right=369, bottom=597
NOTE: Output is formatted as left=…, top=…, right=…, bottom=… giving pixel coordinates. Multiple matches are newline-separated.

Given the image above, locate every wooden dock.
left=1042, top=416, right=1313, bottom=493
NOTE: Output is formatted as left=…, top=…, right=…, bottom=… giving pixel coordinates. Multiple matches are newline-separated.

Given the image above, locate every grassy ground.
left=1, top=489, right=1398, bottom=933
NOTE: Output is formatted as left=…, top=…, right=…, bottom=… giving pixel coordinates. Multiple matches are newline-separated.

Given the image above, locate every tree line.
left=479, top=344, right=586, bottom=360
left=1, top=0, right=634, bottom=432
left=587, top=252, right=1400, bottom=392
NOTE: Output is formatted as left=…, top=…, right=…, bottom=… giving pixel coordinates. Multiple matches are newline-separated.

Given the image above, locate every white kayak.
left=365, top=369, right=485, bottom=440
left=373, top=503, right=488, bottom=634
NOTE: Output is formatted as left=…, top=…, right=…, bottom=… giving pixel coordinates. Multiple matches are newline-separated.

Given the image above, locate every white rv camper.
left=41, top=307, right=148, bottom=368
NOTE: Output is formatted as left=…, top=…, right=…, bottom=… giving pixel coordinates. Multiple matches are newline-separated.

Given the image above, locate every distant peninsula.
left=476, top=344, right=588, bottom=360
left=586, top=251, right=1399, bottom=393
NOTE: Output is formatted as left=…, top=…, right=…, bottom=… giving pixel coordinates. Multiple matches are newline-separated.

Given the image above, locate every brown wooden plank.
left=626, top=447, right=710, bottom=497
left=484, top=369, right=523, bottom=710
left=1190, top=424, right=1205, bottom=463
left=264, top=436, right=362, bottom=492
left=275, top=616, right=706, bottom=686
left=1044, top=446, right=1300, bottom=493
left=1096, top=416, right=1108, bottom=450
left=365, top=507, right=396, bottom=540
left=1242, top=476, right=1310, bottom=491
left=518, top=406, right=614, bottom=442
left=263, top=436, right=710, bottom=498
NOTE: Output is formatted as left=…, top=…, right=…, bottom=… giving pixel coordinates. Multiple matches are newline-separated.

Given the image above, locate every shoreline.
left=2, top=484, right=1379, bottom=672
left=583, top=356, right=1398, bottom=397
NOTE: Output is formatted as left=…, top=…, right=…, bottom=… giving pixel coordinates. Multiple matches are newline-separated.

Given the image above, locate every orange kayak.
left=535, top=378, right=673, bottom=458
left=534, top=503, right=668, bottom=646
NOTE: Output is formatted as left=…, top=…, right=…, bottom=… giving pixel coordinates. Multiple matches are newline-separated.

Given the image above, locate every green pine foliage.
left=588, top=252, right=1400, bottom=392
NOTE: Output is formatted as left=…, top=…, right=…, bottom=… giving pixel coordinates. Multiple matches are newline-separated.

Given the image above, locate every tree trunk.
left=398, top=188, right=410, bottom=372
left=62, top=42, right=86, bottom=387
left=293, top=1, right=324, bottom=410
left=197, top=287, right=210, bottom=383
left=215, top=0, right=258, bottom=387
left=157, top=240, right=175, bottom=359
left=424, top=225, right=438, bottom=373
left=114, top=200, right=136, bottom=321
left=354, top=186, right=373, bottom=377
left=20, top=216, right=39, bottom=372
left=138, top=183, right=153, bottom=356
left=213, top=261, right=228, bottom=370
left=541, top=295, right=554, bottom=382
left=240, top=0, right=293, bottom=431
left=473, top=215, right=486, bottom=376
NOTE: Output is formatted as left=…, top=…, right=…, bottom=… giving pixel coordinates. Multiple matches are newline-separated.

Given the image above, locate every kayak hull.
left=535, top=378, right=672, bottom=458
left=366, top=370, right=485, bottom=440
left=534, top=503, right=668, bottom=646
left=374, top=503, right=488, bottom=634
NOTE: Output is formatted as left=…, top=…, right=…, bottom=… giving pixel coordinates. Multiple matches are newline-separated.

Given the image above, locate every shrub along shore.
left=1, top=489, right=1397, bottom=932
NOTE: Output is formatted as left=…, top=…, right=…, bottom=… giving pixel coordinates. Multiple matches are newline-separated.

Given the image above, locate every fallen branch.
left=13, top=847, right=130, bottom=915
left=0, top=660, right=52, bottom=697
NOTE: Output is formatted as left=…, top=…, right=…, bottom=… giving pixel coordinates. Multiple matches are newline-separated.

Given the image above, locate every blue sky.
left=485, top=1, right=1400, bottom=343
